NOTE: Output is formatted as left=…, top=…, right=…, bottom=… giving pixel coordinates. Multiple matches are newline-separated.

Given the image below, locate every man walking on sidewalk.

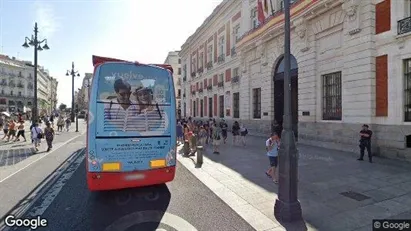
left=358, top=124, right=373, bottom=163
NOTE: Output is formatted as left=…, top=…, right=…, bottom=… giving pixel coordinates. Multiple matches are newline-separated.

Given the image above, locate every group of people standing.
left=0, top=113, right=73, bottom=153
left=176, top=117, right=248, bottom=155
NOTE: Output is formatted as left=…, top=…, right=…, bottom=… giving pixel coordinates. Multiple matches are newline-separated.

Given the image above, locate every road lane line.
left=26, top=149, right=85, bottom=218
left=0, top=131, right=86, bottom=183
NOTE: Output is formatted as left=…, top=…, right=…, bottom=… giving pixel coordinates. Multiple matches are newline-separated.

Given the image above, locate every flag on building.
left=257, top=0, right=265, bottom=24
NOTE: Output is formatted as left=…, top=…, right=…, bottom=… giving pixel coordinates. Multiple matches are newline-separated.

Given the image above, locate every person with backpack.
left=31, top=122, right=43, bottom=152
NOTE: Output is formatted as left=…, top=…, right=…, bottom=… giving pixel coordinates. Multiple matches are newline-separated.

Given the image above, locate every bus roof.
left=92, top=55, right=174, bottom=74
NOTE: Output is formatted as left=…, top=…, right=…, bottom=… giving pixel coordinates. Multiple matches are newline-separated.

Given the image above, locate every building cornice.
left=237, top=0, right=342, bottom=50
left=180, top=0, right=241, bottom=56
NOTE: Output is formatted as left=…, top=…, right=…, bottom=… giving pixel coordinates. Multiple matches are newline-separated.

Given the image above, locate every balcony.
left=231, top=47, right=237, bottom=56
left=231, top=76, right=240, bottom=84
left=191, top=91, right=196, bottom=95
left=217, top=54, right=225, bottom=64
left=17, top=83, right=24, bottom=88
left=176, top=95, right=181, bottom=99
left=217, top=81, right=224, bottom=88
left=207, top=86, right=212, bottom=91
left=197, top=67, right=203, bottom=74
left=198, top=88, right=203, bottom=93
left=191, top=72, right=196, bottom=78
left=398, top=16, right=411, bottom=35
left=206, top=61, right=213, bottom=70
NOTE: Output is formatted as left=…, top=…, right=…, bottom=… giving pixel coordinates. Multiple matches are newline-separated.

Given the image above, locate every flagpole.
left=269, top=0, right=274, bottom=15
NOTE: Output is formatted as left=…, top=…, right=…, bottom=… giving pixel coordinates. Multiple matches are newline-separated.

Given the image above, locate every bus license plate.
left=125, top=174, right=145, bottom=181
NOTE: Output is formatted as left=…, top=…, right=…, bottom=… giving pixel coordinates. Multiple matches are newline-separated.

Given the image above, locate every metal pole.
left=71, top=62, right=75, bottom=122
left=196, top=145, right=203, bottom=168
left=274, top=0, right=302, bottom=222
left=75, top=106, right=79, bottom=132
left=32, top=23, right=38, bottom=124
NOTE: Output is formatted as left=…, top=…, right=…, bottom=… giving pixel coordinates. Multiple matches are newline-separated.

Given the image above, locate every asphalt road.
left=0, top=134, right=255, bottom=231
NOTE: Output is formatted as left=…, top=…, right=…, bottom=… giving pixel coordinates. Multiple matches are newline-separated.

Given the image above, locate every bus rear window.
left=96, top=63, right=171, bottom=105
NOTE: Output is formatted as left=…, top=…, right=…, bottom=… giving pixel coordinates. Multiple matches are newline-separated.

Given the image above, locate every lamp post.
left=274, top=0, right=303, bottom=222
left=22, top=22, right=50, bottom=124
left=66, top=62, right=80, bottom=122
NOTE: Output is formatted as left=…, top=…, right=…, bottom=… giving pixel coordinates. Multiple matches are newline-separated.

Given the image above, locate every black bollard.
left=190, top=135, right=197, bottom=156
left=183, top=140, right=190, bottom=157
left=196, top=146, right=203, bottom=168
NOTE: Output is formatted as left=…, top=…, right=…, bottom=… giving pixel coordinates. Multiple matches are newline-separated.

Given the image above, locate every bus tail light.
left=102, top=162, right=121, bottom=171
left=150, top=159, right=166, bottom=168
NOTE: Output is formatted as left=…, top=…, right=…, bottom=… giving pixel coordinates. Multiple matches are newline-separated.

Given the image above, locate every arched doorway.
left=273, top=55, right=298, bottom=138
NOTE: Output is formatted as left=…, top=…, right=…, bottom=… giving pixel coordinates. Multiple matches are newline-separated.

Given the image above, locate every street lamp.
left=66, top=62, right=80, bottom=122
left=274, top=0, right=303, bottom=222
left=22, top=22, right=50, bottom=124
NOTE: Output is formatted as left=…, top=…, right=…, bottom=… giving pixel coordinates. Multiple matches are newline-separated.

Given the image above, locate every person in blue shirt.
left=265, top=132, right=280, bottom=184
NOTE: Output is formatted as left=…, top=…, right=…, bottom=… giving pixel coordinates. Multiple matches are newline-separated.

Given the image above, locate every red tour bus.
left=86, top=55, right=177, bottom=191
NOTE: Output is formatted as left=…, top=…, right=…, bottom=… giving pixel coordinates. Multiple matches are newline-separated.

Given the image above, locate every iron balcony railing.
left=398, top=16, right=411, bottom=35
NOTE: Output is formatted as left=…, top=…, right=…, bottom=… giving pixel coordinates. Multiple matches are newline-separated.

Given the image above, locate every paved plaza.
left=177, top=134, right=411, bottom=231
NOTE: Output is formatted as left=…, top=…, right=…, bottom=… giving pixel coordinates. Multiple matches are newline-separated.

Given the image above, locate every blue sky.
left=0, top=0, right=222, bottom=106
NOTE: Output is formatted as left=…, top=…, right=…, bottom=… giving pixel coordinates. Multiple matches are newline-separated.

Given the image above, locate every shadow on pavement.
left=0, top=148, right=37, bottom=167
left=90, top=184, right=171, bottom=231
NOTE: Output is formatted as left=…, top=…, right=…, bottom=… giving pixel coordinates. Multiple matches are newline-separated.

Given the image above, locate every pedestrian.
left=358, top=124, right=373, bottom=163
left=220, top=119, right=228, bottom=144
left=31, top=122, right=43, bottom=152
left=212, top=123, right=222, bottom=154
left=6, top=120, right=16, bottom=142
left=176, top=121, right=183, bottom=145
left=14, top=121, right=27, bottom=142
left=239, top=123, right=248, bottom=146
left=265, top=132, right=280, bottom=184
left=57, top=116, right=64, bottom=132
left=232, top=121, right=240, bottom=145
left=1, top=118, right=8, bottom=140
left=44, top=122, right=55, bottom=152
left=65, top=117, right=71, bottom=131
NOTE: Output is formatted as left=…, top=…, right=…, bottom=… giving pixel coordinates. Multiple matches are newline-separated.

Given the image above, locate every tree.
left=59, top=103, right=67, bottom=111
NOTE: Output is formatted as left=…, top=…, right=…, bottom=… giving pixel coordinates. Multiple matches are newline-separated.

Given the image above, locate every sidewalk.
left=177, top=134, right=411, bottom=231
left=0, top=120, right=87, bottom=181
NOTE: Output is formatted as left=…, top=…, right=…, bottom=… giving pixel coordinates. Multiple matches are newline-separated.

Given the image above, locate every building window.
left=322, top=72, right=342, bottom=120
left=10, top=91, right=13, bottom=96
left=207, top=45, right=213, bottom=63
left=233, top=67, right=239, bottom=77
left=199, top=53, right=204, bottom=69
left=191, top=58, right=196, bottom=73
left=251, top=7, right=258, bottom=29
left=233, top=24, right=240, bottom=43
left=18, top=91, right=22, bottom=96
left=200, top=99, right=204, bottom=117
left=219, top=95, right=224, bottom=118
left=252, top=88, right=261, bottom=119
left=178, top=68, right=181, bottom=75
left=233, top=92, right=240, bottom=118
left=405, top=58, right=411, bottom=122
left=178, top=59, right=181, bottom=64
left=219, top=37, right=225, bottom=56
left=177, top=89, right=181, bottom=98
left=208, top=97, right=213, bottom=118
left=193, top=100, right=197, bottom=117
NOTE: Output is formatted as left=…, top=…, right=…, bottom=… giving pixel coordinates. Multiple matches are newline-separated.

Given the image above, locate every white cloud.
left=33, top=1, right=60, bottom=39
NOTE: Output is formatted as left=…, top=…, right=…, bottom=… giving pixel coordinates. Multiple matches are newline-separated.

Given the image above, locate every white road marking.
left=0, top=131, right=86, bottom=183
left=105, top=211, right=198, bottom=231
left=26, top=149, right=85, bottom=218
